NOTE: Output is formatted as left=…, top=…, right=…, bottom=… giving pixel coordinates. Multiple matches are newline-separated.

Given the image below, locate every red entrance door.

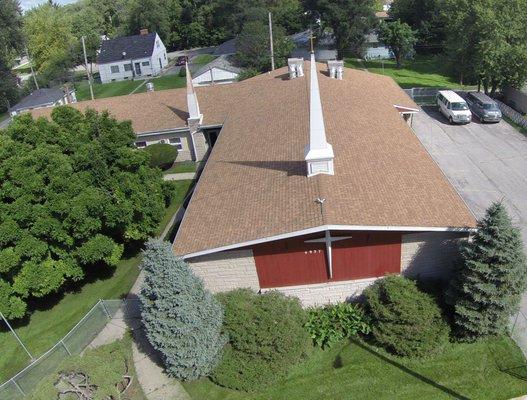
left=253, top=235, right=328, bottom=288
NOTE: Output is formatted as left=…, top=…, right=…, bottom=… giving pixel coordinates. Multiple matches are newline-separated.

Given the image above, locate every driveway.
left=412, top=107, right=527, bottom=249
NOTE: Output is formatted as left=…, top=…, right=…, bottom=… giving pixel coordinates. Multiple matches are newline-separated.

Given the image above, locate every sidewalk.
left=163, top=172, right=196, bottom=181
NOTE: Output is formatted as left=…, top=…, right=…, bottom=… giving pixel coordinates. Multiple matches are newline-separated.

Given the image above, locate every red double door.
left=252, top=231, right=402, bottom=288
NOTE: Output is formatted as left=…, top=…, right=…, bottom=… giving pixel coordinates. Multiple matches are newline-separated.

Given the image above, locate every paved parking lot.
left=412, top=107, right=527, bottom=250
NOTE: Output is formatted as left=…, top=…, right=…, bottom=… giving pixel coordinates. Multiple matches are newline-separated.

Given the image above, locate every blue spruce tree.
left=446, top=202, right=527, bottom=340
left=140, top=239, right=226, bottom=380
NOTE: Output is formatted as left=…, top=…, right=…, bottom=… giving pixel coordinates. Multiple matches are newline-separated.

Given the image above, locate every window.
left=142, top=61, right=150, bottom=66
left=164, top=53, right=167, bottom=60
left=169, top=137, right=183, bottom=150
left=135, top=141, right=147, bottom=148
left=156, top=40, right=160, bottom=48
left=124, top=64, right=132, bottom=72
left=110, top=65, right=120, bottom=74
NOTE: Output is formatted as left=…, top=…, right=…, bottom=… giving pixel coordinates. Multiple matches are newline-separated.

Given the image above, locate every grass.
left=75, top=74, right=186, bottom=101
left=503, top=115, right=527, bottom=137
left=192, top=54, right=217, bottom=65
left=184, top=337, right=527, bottom=400
left=0, top=179, right=194, bottom=383
left=163, top=161, right=199, bottom=175
left=344, top=55, right=471, bottom=89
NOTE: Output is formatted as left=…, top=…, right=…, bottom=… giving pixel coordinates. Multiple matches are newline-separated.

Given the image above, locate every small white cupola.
left=304, top=52, right=334, bottom=177
left=287, top=58, right=304, bottom=79
left=186, top=62, right=203, bottom=124
left=327, top=60, right=344, bottom=80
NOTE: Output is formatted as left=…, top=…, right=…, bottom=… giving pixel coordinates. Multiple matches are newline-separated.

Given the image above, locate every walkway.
left=163, top=172, right=197, bottom=181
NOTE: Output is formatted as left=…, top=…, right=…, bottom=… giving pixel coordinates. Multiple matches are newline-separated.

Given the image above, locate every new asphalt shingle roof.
left=11, top=88, right=64, bottom=113
left=98, top=32, right=157, bottom=64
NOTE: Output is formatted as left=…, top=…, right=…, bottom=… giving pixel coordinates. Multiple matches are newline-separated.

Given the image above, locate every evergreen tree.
left=446, top=202, right=527, bottom=340
left=140, top=240, right=226, bottom=380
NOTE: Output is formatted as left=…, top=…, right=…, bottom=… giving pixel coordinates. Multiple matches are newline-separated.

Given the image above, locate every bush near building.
left=446, top=202, right=527, bottom=341
left=363, top=275, right=449, bottom=357
left=144, top=143, right=178, bottom=170
left=140, top=240, right=226, bottom=381
left=305, top=302, right=371, bottom=349
left=212, top=289, right=310, bottom=392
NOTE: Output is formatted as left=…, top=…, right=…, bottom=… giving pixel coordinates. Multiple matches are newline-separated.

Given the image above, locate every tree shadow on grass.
left=349, top=339, right=471, bottom=400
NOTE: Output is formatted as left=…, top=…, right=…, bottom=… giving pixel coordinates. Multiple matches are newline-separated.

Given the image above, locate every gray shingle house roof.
left=193, top=55, right=242, bottom=78
left=11, top=88, right=65, bottom=113
left=98, top=32, right=157, bottom=64
left=213, top=38, right=237, bottom=56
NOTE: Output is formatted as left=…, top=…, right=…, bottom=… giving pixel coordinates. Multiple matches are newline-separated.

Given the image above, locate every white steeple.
left=186, top=62, right=202, bottom=123
left=304, top=52, right=334, bottom=177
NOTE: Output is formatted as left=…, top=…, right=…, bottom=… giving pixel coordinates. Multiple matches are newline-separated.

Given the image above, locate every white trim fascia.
left=179, top=224, right=476, bottom=260
left=394, top=104, right=419, bottom=113
left=260, top=276, right=378, bottom=292
left=136, top=127, right=190, bottom=137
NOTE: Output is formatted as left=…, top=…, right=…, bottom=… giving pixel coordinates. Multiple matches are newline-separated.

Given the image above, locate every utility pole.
left=268, top=11, right=275, bottom=71
left=81, top=36, right=94, bottom=100
left=0, top=311, right=34, bottom=361
left=25, top=46, right=39, bottom=90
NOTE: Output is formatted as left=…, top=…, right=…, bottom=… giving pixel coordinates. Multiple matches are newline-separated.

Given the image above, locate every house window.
left=124, top=64, right=132, bottom=72
left=135, top=141, right=147, bottom=148
left=110, top=65, right=120, bottom=73
left=169, top=137, right=183, bottom=150
left=164, top=53, right=167, bottom=60
left=156, top=40, right=160, bottom=48
left=142, top=61, right=150, bottom=66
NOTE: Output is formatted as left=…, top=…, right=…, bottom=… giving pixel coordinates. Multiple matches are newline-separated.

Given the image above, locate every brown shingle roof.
left=173, top=64, right=476, bottom=256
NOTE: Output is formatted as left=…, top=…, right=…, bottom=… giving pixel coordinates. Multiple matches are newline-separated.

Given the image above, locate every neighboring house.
left=10, top=88, right=76, bottom=117
left=290, top=30, right=337, bottom=61
left=98, top=30, right=168, bottom=84
left=32, top=58, right=476, bottom=307
left=503, top=86, right=527, bottom=114
left=364, top=32, right=392, bottom=60
left=192, top=55, right=242, bottom=86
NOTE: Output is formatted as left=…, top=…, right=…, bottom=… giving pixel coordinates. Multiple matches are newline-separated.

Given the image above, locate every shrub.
left=140, top=240, right=226, bottom=381
left=446, top=202, right=527, bottom=340
left=144, top=143, right=178, bottom=169
left=305, top=302, right=371, bottom=349
left=179, top=66, right=186, bottom=77
left=212, top=289, right=310, bottom=391
left=364, top=275, right=449, bottom=357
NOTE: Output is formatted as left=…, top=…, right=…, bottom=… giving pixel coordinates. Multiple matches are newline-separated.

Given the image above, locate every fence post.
left=99, top=299, right=112, bottom=320
left=12, top=379, right=25, bottom=397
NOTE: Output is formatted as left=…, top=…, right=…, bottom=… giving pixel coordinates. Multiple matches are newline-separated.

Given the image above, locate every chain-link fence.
left=404, top=88, right=441, bottom=106
left=0, top=299, right=141, bottom=399
left=510, top=310, right=527, bottom=359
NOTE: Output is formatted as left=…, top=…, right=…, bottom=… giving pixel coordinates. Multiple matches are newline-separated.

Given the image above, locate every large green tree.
left=23, top=3, right=76, bottom=84
left=0, top=107, right=169, bottom=319
left=446, top=202, right=527, bottom=341
left=236, top=20, right=294, bottom=72
left=378, top=20, right=417, bottom=68
left=442, top=0, right=527, bottom=92
left=0, top=0, right=23, bottom=113
left=126, top=0, right=170, bottom=41
left=389, top=0, right=445, bottom=53
left=310, top=0, right=377, bottom=59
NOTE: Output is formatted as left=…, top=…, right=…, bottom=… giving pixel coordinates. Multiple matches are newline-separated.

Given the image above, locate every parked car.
left=437, top=90, right=472, bottom=124
left=465, top=91, right=502, bottom=123
left=176, top=55, right=188, bottom=66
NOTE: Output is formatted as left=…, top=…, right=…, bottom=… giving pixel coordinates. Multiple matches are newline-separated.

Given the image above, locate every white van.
left=437, top=90, right=472, bottom=124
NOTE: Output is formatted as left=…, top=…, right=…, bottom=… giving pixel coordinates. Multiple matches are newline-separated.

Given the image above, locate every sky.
left=20, top=0, right=78, bottom=12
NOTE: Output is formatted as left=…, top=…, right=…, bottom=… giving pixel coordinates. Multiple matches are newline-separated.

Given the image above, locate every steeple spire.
left=304, top=53, right=334, bottom=177
left=186, top=62, right=202, bottom=122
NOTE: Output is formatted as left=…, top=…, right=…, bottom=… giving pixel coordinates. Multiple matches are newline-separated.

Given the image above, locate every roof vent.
left=327, top=60, right=344, bottom=80
left=139, top=29, right=149, bottom=36
left=287, top=58, right=304, bottom=79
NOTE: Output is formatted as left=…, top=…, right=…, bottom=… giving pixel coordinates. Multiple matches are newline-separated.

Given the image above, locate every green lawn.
left=345, top=55, right=471, bottom=89
left=75, top=74, right=186, bottom=101
left=192, top=54, right=217, bottom=66
left=184, top=337, right=527, bottom=400
left=163, top=161, right=199, bottom=175
left=75, top=79, right=144, bottom=101
left=0, top=179, right=194, bottom=383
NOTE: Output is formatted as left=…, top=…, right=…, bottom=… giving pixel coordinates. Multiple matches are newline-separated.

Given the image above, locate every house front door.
left=135, top=62, right=142, bottom=76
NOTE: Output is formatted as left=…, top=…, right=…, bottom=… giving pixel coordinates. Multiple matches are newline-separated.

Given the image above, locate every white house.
left=98, top=30, right=168, bottom=84
left=10, top=88, right=76, bottom=117
left=192, top=55, right=242, bottom=86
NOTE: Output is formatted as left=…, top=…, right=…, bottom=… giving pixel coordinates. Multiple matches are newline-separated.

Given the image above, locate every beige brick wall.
left=262, top=278, right=377, bottom=307
left=401, top=232, right=468, bottom=279
left=187, top=249, right=260, bottom=293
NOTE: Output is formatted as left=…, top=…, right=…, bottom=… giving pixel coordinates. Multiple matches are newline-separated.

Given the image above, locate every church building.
left=31, top=54, right=476, bottom=306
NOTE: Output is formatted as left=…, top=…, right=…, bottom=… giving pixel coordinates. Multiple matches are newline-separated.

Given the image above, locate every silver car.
left=465, top=92, right=502, bottom=123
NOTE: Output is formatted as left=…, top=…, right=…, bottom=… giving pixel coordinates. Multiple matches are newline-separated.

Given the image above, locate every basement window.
left=142, top=61, right=150, bottom=66
left=135, top=141, right=147, bottom=148
left=169, top=137, right=183, bottom=150
left=110, top=65, right=120, bottom=74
